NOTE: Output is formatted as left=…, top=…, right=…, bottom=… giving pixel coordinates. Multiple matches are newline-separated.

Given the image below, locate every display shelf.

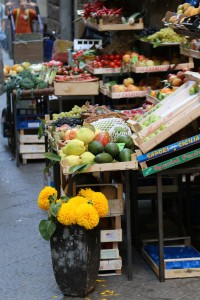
left=85, top=64, right=130, bottom=75
left=180, top=46, right=200, bottom=59
left=100, top=87, right=148, bottom=99
left=133, top=103, right=200, bottom=154
left=54, top=81, right=99, bottom=96
left=184, top=71, right=200, bottom=84
left=84, top=18, right=144, bottom=31
left=61, top=154, right=138, bottom=175
left=131, top=58, right=194, bottom=73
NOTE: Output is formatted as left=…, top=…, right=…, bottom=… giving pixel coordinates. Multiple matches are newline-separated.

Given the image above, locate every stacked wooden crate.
left=18, top=129, right=45, bottom=164
left=72, top=183, right=124, bottom=276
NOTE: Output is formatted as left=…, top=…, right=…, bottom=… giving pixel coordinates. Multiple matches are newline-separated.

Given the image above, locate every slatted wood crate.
left=18, top=130, right=45, bottom=164
left=72, top=183, right=124, bottom=275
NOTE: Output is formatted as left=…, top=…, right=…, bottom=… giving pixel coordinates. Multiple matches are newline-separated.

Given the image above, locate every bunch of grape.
left=52, top=105, right=87, bottom=120
left=50, top=117, right=83, bottom=128
left=146, top=28, right=187, bottom=43
left=139, top=26, right=159, bottom=37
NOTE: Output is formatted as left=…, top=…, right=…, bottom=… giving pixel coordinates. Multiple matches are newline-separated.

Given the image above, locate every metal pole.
left=157, top=173, right=165, bottom=282
left=125, top=170, right=133, bottom=280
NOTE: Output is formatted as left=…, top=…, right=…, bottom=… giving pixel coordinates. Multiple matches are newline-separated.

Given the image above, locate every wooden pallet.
left=18, top=130, right=45, bottom=164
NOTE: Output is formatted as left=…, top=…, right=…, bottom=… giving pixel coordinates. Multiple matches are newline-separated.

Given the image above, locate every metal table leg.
left=125, top=170, right=133, bottom=280
left=157, top=173, right=165, bottom=282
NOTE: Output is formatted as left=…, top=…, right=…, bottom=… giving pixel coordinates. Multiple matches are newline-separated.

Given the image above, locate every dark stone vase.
left=50, top=223, right=100, bottom=297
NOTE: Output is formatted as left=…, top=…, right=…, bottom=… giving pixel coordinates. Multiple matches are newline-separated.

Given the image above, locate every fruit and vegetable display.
left=140, top=28, right=187, bottom=47
left=163, top=3, right=200, bottom=25
left=47, top=117, right=135, bottom=170
left=104, top=77, right=148, bottom=94
left=4, top=69, right=48, bottom=93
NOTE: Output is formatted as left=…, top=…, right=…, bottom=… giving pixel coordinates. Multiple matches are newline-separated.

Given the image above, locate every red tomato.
left=109, top=54, right=115, bottom=61
left=109, top=62, right=115, bottom=68
left=94, top=131, right=110, bottom=146
left=115, top=61, right=122, bottom=67
left=98, top=62, right=102, bottom=68
left=115, top=54, right=122, bottom=60
left=103, top=54, right=109, bottom=60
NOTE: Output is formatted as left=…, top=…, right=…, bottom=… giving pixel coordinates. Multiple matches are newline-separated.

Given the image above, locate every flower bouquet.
left=37, top=186, right=109, bottom=297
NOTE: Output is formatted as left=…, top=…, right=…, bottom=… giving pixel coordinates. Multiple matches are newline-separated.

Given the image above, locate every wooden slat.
left=101, top=229, right=122, bottom=243
left=19, top=144, right=45, bottom=154
left=54, top=81, right=99, bottom=96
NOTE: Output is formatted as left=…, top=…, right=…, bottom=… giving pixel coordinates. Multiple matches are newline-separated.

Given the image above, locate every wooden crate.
left=142, top=245, right=200, bottom=279
left=131, top=57, right=194, bottom=73
left=54, top=81, right=99, bottom=96
left=61, top=154, right=138, bottom=174
left=84, top=18, right=143, bottom=31
left=18, top=130, right=45, bottom=164
left=99, top=258, right=122, bottom=276
left=101, top=249, right=119, bottom=260
left=101, top=229, right=122, bottom=243
left=72, top=183, right=124, bottom=217
left=133, top=103, right=200, bottom=154
left=128, top=81, right=198, bottom=135
left=180, top=46, right=200, bottom=59
left=13, top=33, right=43, bottom=63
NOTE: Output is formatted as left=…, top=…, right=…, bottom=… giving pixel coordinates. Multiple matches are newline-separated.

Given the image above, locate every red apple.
left=168, top=74, right=177, bottom=84
left=176, top=71, right=185, bottom=80
left=138, top=55, right=146, bottom=61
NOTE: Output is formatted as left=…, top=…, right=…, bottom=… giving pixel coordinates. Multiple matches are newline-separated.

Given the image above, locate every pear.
left=80, top=151, right=95, bottom=164
left=76, top=127, right=95, bottom=145
left=65, top=155, right=81, bottom=166
left=62, top=139, right=85, bottom=156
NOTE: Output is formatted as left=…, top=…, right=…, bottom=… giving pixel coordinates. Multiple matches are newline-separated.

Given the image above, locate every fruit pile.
left=165, top=3, right=200, bottom=25
left=88, top=53, right=123, bottom=69
left=112, top=77, right=147, bottom=92
left=143, top=28, right=187, bottom=46
left=56, top=125, right=134, bottom=168
left=167, top=71, right=189, bottom=87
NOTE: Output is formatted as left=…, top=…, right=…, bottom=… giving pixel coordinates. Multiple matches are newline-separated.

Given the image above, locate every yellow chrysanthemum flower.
left=76, top=203, right=99, bottom=230
left=78, top=188, right=94, bottom=199
left=57, top=202, right=77, bottom=226
left=38, top=186, right=57, bottom=210
left=89, top=192, right=108, bottom=218
left=68, top=196, right=88, bottom=207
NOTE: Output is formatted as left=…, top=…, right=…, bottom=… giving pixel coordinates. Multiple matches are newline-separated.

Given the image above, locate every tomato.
left=92, top=61, right=99, bottom=68
left=115, top=54, right=122, bottom=60
left=97, top=62, right=102, bottom=68
left=103, top=54, right=109, bottom=60
left=109, top=62, right=115, bottom=68
left=94, top=131, right=110, bottom=147
left=115, top=61, right=122, bottom=67
left=109, top=54, right=115, bottom=61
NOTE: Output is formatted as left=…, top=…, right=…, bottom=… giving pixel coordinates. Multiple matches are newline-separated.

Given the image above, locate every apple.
left=172, top=77, right=182, bottom=87
left=162, top=60, right=170, bottom=65
left=131, top=52, right=139, bottom=58
left=112, top=85, right=120, bottom=92
left=176, top=71, right=185, bottom=80
left=168, top=74, right=177, bottom=84
left=122, top=54, right=131, bottom=63
left=138, top=55, right=146, bottom=61
left=119, top=85, right=126, bottom=92
left=145, top=59, right=155, bottom=67
left=123, top=77, right=134, bottom=87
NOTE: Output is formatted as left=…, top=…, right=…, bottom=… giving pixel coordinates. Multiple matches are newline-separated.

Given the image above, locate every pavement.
left=1, top=49, right=200, bottom=300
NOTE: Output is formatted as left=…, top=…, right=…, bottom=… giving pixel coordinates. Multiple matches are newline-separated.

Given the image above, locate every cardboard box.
left=13, top=33, right=43, bottom=63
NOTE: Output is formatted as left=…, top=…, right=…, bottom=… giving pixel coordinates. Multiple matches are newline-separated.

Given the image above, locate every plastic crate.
left=17, top=109, right=45, bottom=129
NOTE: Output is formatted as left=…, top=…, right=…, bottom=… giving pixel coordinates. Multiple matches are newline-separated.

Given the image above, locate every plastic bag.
left=52, top=39, right=73, bottom=62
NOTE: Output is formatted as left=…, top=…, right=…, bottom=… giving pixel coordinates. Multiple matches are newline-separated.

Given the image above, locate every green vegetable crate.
left=13, top=33, right=43, bottom=64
